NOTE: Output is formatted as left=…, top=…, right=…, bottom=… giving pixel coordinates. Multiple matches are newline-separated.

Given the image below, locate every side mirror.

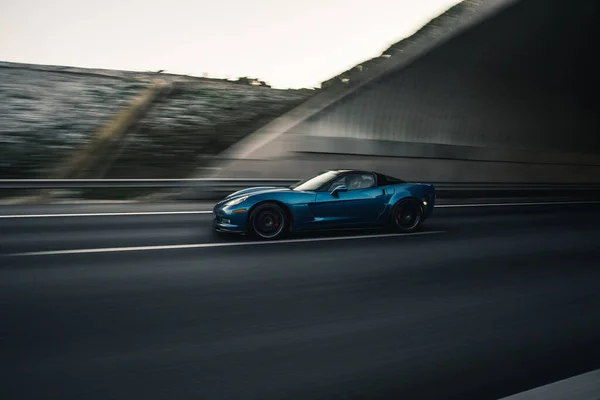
left=330, top=185, right=347, bottom=196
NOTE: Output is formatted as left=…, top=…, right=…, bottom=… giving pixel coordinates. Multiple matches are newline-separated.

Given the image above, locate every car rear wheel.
left=248, top=202, right=288, bottom=240
left=390, top=199, right=422, bottom=233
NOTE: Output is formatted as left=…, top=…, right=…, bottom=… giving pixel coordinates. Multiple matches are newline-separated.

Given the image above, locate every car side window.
left=327, top=176, right=347, bottom=191
left=328, top=173, right=376, bottom=191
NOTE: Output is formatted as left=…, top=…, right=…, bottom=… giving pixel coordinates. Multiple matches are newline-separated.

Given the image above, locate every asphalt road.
left=2, top=201, right=600, bottom=399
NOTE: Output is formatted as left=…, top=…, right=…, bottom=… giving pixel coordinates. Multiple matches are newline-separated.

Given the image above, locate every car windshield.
left=290, top=171, right=341, bottom=191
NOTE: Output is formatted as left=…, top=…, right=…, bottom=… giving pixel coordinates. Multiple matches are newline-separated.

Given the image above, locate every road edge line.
left=6, top=230, right=445, bottom=257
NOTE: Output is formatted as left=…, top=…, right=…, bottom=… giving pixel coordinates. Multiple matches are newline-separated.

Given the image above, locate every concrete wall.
left=214, top=0, right=600, bottom=182
left=296, top=0, right=600, bottom=157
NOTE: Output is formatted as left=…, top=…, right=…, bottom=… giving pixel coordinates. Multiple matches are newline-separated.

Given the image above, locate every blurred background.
left=2, top=0, right=599, bottom=197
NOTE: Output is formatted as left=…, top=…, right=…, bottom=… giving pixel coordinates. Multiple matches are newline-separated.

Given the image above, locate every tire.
left=390, top=198, right=422, bottom=233
left=248, top=202, right=288, bottom=240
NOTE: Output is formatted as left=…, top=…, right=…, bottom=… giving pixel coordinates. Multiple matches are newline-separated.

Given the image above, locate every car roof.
left=332, top=170, right=387, bottom=178
left=326, top=169, right=373, bottom=174
left=325, top=169, right=405, bottom=182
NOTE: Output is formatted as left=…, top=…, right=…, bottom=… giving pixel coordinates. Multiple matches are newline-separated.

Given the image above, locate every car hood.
left=218, top=186, right=292, bottom=204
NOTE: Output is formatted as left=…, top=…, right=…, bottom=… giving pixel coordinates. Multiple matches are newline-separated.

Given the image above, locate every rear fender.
left=389, top=184, right=435, bottom=219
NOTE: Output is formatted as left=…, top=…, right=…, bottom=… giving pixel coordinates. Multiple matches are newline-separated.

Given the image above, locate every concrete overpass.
left=209, top=0, right=600, bottom=183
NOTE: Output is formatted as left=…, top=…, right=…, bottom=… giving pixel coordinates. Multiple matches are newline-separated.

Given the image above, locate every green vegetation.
left=0, top=66, right=147, bottom=178
left=97, top=81, right=313, bottom=178
left=0, top=64, right=314, bottom=180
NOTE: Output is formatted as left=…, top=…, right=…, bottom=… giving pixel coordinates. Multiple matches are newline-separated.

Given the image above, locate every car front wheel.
left=248, top=202, right=288, bottom=240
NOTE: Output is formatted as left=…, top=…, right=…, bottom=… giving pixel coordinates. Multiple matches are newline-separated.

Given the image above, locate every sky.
left=1, top=0, right=462, bottom=89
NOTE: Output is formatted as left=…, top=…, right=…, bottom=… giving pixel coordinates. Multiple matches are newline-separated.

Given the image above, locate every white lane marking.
left=436, top=200, right=600, bottom=208
left=8, top=230, right=445, bottom=257
left=0, top=211, right=212, bottom=219
left=1, top=200, right=599, bottom=219
left=498, top=368, right=600, bottom=400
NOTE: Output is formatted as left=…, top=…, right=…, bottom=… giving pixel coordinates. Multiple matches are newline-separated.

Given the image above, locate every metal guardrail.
left=0, top=178, right=298, bottom=190
left=2, top=179, right=600, bottom=202
left=208, top=182, right=600, bottom=200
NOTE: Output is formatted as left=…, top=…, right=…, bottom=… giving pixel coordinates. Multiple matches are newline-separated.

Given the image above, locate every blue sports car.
left=213, top=169, right=436, bottom=240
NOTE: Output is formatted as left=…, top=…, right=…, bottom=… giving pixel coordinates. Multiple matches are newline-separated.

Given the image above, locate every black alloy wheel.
left=249, top=202, right=288, bottom=240
left=391, top=199, right=422, bottom=233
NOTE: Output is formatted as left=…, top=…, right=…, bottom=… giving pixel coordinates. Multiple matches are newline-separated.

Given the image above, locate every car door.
left=310, top=172, right=386, bottom=227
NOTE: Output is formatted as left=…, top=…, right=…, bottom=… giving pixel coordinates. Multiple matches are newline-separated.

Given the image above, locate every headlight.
left=225, top=196, right=248, bottom=207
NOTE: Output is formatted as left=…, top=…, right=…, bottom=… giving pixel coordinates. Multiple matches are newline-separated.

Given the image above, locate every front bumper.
left=212, top=205, right=248, bottom=234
